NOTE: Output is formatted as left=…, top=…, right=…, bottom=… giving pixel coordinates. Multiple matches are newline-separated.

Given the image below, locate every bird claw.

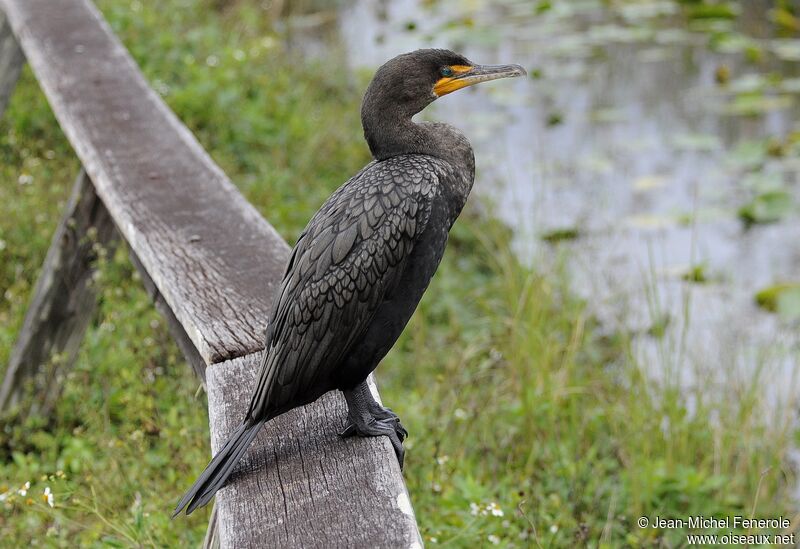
left=368, top=405, right=408, bottom=440
left=340, top=382, right=407, bottom=468
left=338, top=417, right=405, bottom=469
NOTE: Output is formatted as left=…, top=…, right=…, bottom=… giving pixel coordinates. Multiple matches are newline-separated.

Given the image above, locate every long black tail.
left=173, top=421, right=262, bottom=516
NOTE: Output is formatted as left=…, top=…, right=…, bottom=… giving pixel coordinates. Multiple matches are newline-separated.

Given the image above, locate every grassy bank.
left=0, top=1, right=796, bottom=546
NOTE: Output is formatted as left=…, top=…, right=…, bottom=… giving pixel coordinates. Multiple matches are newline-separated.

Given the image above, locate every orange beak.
left=433, top=63, right=526, bottom=97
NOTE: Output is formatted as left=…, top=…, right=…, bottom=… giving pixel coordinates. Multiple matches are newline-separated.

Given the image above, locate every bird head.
left=362, top=49, right=526, bottom=119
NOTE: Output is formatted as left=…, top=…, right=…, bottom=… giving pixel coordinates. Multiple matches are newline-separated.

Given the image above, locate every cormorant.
left=174, top=49, right=525, bottom=516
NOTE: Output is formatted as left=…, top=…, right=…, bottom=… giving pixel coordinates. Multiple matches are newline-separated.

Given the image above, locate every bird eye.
left=440, top=66, right=453, bottom=77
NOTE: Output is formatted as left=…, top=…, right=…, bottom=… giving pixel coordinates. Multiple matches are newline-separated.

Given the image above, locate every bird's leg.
left=341, top=380, right=408, bottom=439
left=339, top=381, right=406, bottom=468
left=363, top=381, right=408, bottom=439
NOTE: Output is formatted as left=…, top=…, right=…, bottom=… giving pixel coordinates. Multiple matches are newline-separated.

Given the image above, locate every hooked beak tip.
left=508, top=64, right=527, bottom=78
left=466, top=63, right=527, bottom=83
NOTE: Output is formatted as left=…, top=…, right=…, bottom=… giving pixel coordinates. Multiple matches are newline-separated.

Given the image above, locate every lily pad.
left=755, top=283, right=800, bottom=321
left=541, top=227, right=581, bottom=243
left=728, top=73, right=771, bottom=94
left=633, top=175, right=667, bottom=191
left=727, top=139, right=768, bottom=168
left=709, top=32, right=760, bottom=56
left=740, top=171, right=786, bottom=193
left=738, top=191, right=793, bottom=225
left=772, top=39, right=800, bottom=62
left=647, top=313, right=671, bottom=339
left=591, top=107, right=627, bottom=123
left=653, top=28, right=692, bottom=45
left=626, top=214, right=676, bottom=229
left=725, top=94, right=793, bottom=116
left=684, top=3, right=739, bottom=20
left=772, top=8, right=800, bottom=32
left=587, top=24, right=650, bottom=44
left=671, top=132, right=721, bottom=152
left=682, top=264, right=710, bottom=284
left=546, top=112, right=564, bottom=126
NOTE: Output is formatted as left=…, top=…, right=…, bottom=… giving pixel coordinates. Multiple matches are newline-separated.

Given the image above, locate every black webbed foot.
left=339, top=416, right=405, bottom=468
left=366, top=404, right=408, bottom=440
left=340, top=380, right=406, bottom=468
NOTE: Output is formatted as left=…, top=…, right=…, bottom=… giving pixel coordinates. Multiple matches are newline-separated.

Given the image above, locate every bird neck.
left=362, top=106, right=474, bottom=171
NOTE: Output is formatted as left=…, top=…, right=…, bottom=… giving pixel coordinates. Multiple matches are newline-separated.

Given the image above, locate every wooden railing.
left=0, top=1, right=421, bottom=547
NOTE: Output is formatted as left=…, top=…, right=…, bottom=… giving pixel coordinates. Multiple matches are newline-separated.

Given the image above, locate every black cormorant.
left=174, top=48, right=525, bottom=516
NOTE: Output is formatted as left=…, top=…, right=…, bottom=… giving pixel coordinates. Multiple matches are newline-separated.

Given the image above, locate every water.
left=335, top=0, right=800, bottom=404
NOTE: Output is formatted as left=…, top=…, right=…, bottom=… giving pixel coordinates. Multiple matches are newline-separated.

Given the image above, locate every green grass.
left=0, top=0, right=797, bottom=547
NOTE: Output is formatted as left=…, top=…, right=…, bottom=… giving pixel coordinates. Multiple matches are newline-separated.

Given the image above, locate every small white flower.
left=431, top=483, right=441, bottom=493
left=453, top=408, right=468, bottom=420
left=550, top=524, right=558, bottom=534
left=153, top=80, right=170, bottom=96
left=428, top=537, right=438, bottom=543
left=206, top=55, right=219, bottom=67
left=44, top=150, right=56, bottom=160
left=18, top=174, right=33, bottom=185
left=18, top=481, right=30, bottom=497
left=436, top=455, right=449, bottom=466
left=487, top=502, right=504, bottom=517
left=43, top=487, right=54, bottom=507
left=233, top=49, right=246, bottom=61
left=488, top=534, right=500, bottom=545
left=469, top=502, right=480, bottom=516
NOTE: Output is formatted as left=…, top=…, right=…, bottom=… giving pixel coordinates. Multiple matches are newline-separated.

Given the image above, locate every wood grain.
left=207, top=353, right=423, bottom=549
left=0, top=170, right=117, bottom=414
left=0, top=0, right=290, bottom=364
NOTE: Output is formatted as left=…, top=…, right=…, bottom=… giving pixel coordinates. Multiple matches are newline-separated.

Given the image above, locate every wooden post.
left=202, top=504, right=220, bottom=549
left=128, top=251, right=208, bottom=385
left=0, top=8, right=24, bottom=116
left=0, top=170, right=117, bottom=415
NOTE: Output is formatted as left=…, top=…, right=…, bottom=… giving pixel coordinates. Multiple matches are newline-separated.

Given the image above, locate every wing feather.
left=245, top=156, right=443, bottom=419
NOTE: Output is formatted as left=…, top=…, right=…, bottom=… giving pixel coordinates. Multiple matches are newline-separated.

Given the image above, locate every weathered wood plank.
left=0, top=169, right=117, bottom=414
left=0, top=9, right=23, bottom=117
left=0, top=0, right=290, bottom=364
left=207, top=353, right=422, bottom=549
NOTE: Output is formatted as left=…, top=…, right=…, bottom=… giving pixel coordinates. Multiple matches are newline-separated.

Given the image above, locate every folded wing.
left=245, top=159, right=439, bottom=420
